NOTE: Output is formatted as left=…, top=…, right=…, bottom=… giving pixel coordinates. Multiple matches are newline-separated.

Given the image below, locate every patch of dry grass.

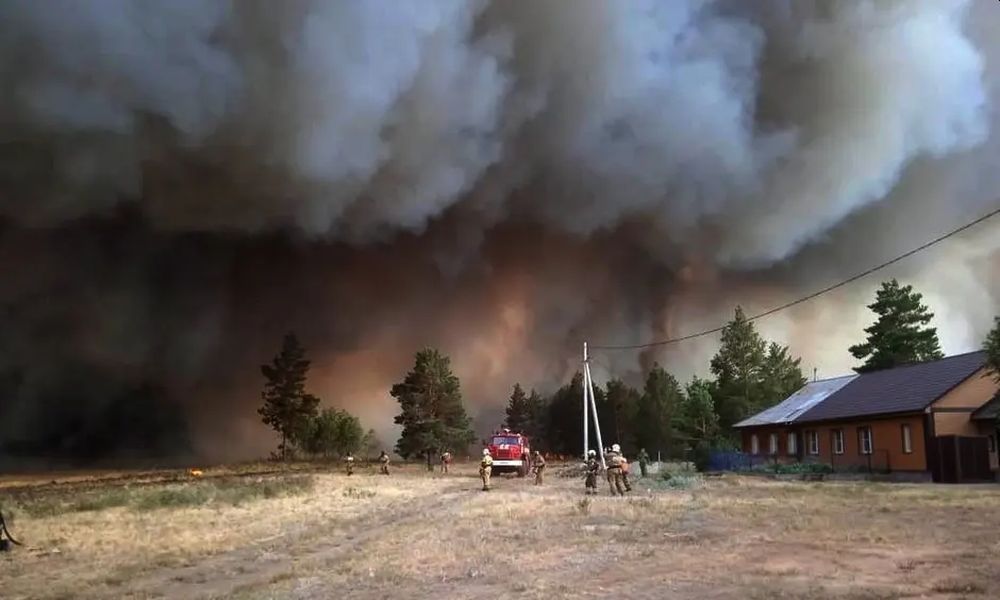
left=4, top=466, right=1000, bottom=600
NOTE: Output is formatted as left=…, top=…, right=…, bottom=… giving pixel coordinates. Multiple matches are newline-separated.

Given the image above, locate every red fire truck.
left=486, top=428, right=531, bottom=477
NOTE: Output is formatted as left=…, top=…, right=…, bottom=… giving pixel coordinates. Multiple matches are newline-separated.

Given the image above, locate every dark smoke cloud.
left=1, top=0, right=998, bottom=464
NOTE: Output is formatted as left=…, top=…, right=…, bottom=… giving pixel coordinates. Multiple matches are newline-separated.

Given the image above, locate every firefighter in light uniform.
left=584, top=449, right=599, bottom=494
left=620, top=453, right=633, bottom=492
left=378, top=450, right=390, bottom=475
left=532, top=450, right=546, bottom=485
left=480, top=448, right=493, bottom=491
left=440, top=450, right=452, bottom=474
left=344, top=452, right=355, bottom=476
left=604, top=443, right=627, bottom=496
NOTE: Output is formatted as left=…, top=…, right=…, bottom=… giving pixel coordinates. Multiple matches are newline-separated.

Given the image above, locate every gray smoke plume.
left=1, top=0, right=997, bottom=464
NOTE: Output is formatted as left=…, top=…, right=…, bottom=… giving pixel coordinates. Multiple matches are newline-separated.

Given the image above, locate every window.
left=750, top=434, right=760, bottom=455
left=491, top=436, right=520, bottom=446
left=807, top=431, right=819, bottom=455
left=858, top=426, right=873, bottom=455
left=901, top=424, right=913, bottom=454
left=769, top=433, right=779, bottom=455
left=787, top=432, right=797, bottom=455
left=989, top=435, right=996, bottom=454
left=832, top=429, right=844, bottom=455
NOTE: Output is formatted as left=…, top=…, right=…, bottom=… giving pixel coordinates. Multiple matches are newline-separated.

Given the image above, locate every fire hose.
left=0, top=509, right=22, bottom=550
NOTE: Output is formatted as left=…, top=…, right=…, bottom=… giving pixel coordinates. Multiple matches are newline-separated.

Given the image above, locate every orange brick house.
left=735, top=351, right=999, bottom=482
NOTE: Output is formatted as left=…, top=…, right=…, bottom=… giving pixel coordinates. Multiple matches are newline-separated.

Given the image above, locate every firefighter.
left=532, top=450, right=546, bottom=485
left=585, top=449, right=599, bottom=494
left=604, top=443, right=626, bottom=496
left=378, top=450, right=390, bottom=475
left=637, top=447, right=650, bottom=478
left=344, top=452, right=355, bottom=476
left=440, top=450, right=452, bottom=473
left=480, top=448, right=493, bottom=491
left=620, top=452, right=633, bottom=492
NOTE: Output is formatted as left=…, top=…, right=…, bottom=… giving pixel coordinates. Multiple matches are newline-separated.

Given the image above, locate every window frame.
left=807, top=430, right=819, bottom=455
left=858, top=426, right=873, bottom=456
left=832, top=429, right=844, bottom=455
left=901, top=424, right=913, bottom=454
left=751, top=434, right=759, bottom=455
left=787, top=432, right=797, bottom=456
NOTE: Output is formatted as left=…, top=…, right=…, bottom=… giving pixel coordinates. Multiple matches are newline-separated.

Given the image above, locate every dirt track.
left=2, top=464, right=1000, bottom=599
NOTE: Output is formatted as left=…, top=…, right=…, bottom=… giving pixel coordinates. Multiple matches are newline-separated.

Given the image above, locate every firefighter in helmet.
left=532, top=450, right=546, bottom=485
left=604, top=443, right=627, bottom=496
left=440, top=449, right=453, bottom=474
left=480, top=448, right=493, bottom=491
left=584, top=449, right=599, bottom=494
left=344, top=452, right=355, bottom=476
left=379, top=450, right=390, bottom=475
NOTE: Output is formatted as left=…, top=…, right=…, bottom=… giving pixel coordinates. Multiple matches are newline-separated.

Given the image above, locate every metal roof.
left=733, top=374, right=858, bottom=428
left=797, top=351, right=987, bottom=423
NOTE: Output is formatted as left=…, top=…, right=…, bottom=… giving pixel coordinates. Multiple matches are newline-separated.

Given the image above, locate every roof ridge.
left=855, top=349, right=985, bottom=375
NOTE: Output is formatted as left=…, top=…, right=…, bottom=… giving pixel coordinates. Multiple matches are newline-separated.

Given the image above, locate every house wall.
left=797, top=416, right=926, bottom=472
left=930, top=368, right=999, bottom=438
left=741, top=417, right=925, bottom=471
left=740, top=427, right=801, bottom=462
left=933, top=412, right=980, bottom=437
left=977, top=422, right=1000, bottom=471
left=930, top=368, right=998, bottom=409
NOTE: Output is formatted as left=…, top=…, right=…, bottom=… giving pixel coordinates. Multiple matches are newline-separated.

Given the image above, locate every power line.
left=589, top=204, right=1000, bottom=351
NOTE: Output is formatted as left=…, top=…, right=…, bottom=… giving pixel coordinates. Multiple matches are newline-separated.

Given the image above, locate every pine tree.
left=504, top=383, right=530, bottom=432
left=678, top=377, right=720, bottom=444
left=984, top=316, right=1000, bottom=383
left=543, top=373, right=605, bottom=456
left=258, top=333, right=320, bottom=460
left=392, top=348, right=476, bottom=461
left=849, top=279, right=944, bottom=373
left=605, top=378, right=639, bottom=453
left=759, top=342, right=807, bottom=410
left=634, top=364, right=682, bottom=458
left=524, top=388, right=547, bottom=449
left=710, top=306, right=767, bottom=429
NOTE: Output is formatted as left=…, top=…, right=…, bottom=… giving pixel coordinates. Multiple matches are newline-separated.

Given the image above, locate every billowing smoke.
left=1, top=0, right=998, bottom=465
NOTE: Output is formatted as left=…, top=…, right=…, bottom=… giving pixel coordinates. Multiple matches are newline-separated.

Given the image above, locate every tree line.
left=258, top=278, right=1000, bottom=461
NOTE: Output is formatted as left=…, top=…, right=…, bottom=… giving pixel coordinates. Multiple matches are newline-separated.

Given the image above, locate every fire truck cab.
left=486, top=428, right=531, bottom=477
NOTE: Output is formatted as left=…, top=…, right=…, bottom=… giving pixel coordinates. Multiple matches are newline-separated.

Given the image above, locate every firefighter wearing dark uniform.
left=379, top=451, right=390, bottom=475
left=344, top=453, right=355, bottom=476
left=585, top=449, right=599, bottom=494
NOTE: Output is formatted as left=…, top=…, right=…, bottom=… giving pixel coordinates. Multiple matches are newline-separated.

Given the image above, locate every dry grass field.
left=2, top=462, right=999, bottom=599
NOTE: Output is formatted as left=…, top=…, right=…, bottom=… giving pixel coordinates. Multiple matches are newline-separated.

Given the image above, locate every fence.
left=706, top=450, right=891, bottom=474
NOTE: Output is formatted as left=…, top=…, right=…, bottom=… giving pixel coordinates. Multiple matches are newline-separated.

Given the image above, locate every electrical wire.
left=588, top=205, right=1000, bottom=351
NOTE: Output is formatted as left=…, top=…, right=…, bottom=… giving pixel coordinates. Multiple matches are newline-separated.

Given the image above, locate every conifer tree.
left=392, top=348, right=475, bottom=461
left=849, top=279, right=943, bottom=372
left=258, top=333, right=320, bottom=460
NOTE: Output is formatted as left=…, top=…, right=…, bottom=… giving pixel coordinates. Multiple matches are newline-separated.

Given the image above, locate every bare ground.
left=2, top=463, right=999, bottom=599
